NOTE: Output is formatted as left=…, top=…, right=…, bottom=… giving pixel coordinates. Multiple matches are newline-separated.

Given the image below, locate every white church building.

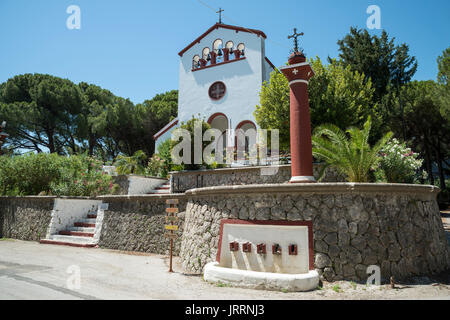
left=153, top=22, right=276, bottom=153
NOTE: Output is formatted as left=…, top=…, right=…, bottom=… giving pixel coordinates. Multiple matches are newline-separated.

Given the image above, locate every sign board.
left=165, top=224, right=179, bottom=231
left=165, top=216, right=179, bottom=223
left=164, top=232, right=178, bottom=239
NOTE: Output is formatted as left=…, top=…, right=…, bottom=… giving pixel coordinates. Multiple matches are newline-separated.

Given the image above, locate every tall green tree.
left=436, top=47, right=450, bottom=121
left=0, top=74, right=84, bottom=153
left=254, top=57, right=378, bottom=151
left=77, top=82, right=115, bottom=156
left=390, top=80, right=449, bottom=189
left=135, top=90, right=178, bottom=157
left=336, top=27, right=418, bottom=102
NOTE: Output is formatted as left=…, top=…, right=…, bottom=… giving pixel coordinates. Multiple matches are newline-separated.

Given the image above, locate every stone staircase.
left=40, top=203, right=107, bottom=248
left=147, top=181, right=171, bottom=194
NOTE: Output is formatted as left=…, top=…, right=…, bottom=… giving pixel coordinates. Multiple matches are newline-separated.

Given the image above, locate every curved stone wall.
left=180, top=183, right=450, bottom=281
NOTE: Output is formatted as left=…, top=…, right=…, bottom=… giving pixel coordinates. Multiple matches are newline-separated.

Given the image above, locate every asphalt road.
left=0, top=239, right=449, bottom=300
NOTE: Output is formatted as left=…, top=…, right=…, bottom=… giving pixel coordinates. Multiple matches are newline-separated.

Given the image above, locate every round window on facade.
left=208, top=81, right=226, bottom=100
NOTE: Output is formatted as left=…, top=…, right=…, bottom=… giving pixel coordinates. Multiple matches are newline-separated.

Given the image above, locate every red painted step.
left=87, top=214, right=97, bottom=219
left=74, top=222, right=96, bottom=228
left=59, top=230, right=94, bottom=237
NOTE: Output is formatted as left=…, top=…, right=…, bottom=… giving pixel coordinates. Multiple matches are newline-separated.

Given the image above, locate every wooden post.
left=169, top=237, right=174, bottom=273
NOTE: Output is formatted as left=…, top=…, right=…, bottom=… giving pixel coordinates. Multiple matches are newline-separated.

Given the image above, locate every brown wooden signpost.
left=165, top=199, right=179, bottom=272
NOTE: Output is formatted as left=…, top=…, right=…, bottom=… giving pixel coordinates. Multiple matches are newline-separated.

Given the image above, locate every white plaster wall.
left=219, top=224, right=310, bottom=274
left=46, top=199, right=102, bottom=238
left=127, top=176, right=167, bottom=195
left=93, top=203, right=109, bottom=242
left=178, top=28, right=265, bottom=129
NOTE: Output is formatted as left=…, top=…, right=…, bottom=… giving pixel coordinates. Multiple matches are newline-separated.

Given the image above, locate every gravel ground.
left=0, top=239, right=448, bottom=300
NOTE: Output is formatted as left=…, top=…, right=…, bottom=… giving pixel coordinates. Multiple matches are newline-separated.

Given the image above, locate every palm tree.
left=115, top=150, right=147, bottom=175
left=312, top=116, right=393, bottom=182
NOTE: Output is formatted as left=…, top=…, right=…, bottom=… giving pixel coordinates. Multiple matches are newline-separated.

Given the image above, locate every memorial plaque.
left=216, top=220, right=314, bottom=274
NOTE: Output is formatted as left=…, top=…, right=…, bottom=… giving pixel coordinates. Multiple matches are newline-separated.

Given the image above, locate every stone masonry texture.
left=1, top=182, right=449, bottom=283
left=180, top=184, right=450, bottom=282
left=171, top=164, right=345, bottom=193
left=97, top=195, right=187, bottom=255
left=0, top=197, right=54, bottom=241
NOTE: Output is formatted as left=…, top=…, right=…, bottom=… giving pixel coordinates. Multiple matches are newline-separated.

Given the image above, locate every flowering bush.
left=50, top=154, right=119, bottom=196
left=148, top=154, right=170, bottom=178
left=375, top=139, right=426, bottom=183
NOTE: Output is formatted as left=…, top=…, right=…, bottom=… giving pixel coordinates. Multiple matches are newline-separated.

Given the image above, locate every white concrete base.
left=204, top=262, right=319, bottom=292
left=289, top=176, right=316, bottom=183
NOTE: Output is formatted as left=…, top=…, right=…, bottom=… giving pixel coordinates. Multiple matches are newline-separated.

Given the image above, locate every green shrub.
left=0, top=153, right=62, bottom=195
left=0, top=153, right=118, bottom=196
left=114, top=150, right=147, bottom=175
left=148, top=139, right=172, bottom=178
left=312, top=116, right=393, bottom=182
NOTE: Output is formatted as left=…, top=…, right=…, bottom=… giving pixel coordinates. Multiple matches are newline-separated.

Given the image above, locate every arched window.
left=237, top=43, right=245, bottom=56
left=207, top=112, right=229, bottom=161
left=202, top=47, right=211, bottom=64
left=235, top=120, right=256, bottom=163
left=213, top=39, right=223, bottom=53
left=213, top=39, right=223, bottom=63
left=192, top=55, right=200, bottom=69
left=225, top=41, right=234, bottom=54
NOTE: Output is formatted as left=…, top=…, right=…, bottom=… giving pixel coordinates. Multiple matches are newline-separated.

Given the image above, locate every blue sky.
left=0, top=0, right=449, bottom=104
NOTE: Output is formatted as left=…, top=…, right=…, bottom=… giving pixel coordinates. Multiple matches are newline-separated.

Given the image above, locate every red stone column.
left=280, top=53, right=315, bottom=183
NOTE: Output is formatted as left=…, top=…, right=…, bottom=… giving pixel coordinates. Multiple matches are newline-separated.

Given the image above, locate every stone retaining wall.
left=97, top=194, right=187, bottom=255
left=170, top=164, right=344, bottom=193
left=180, top=183, right=450, bottom=281
left=0, top=196, right=55, bottom=241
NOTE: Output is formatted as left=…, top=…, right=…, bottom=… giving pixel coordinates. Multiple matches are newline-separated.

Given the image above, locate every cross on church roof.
left=216, top=8, right=224, bottom=24
left=288, top=28, right=304, bottom=53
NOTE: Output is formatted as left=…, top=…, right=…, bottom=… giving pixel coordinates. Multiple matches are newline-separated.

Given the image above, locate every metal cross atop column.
left=288, top=28, right=304, bottom=53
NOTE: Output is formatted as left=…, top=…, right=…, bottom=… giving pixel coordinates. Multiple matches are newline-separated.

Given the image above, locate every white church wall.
left=178, top=28, right=265, bottom=130
left=263, top=59, right=274, bottom=84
